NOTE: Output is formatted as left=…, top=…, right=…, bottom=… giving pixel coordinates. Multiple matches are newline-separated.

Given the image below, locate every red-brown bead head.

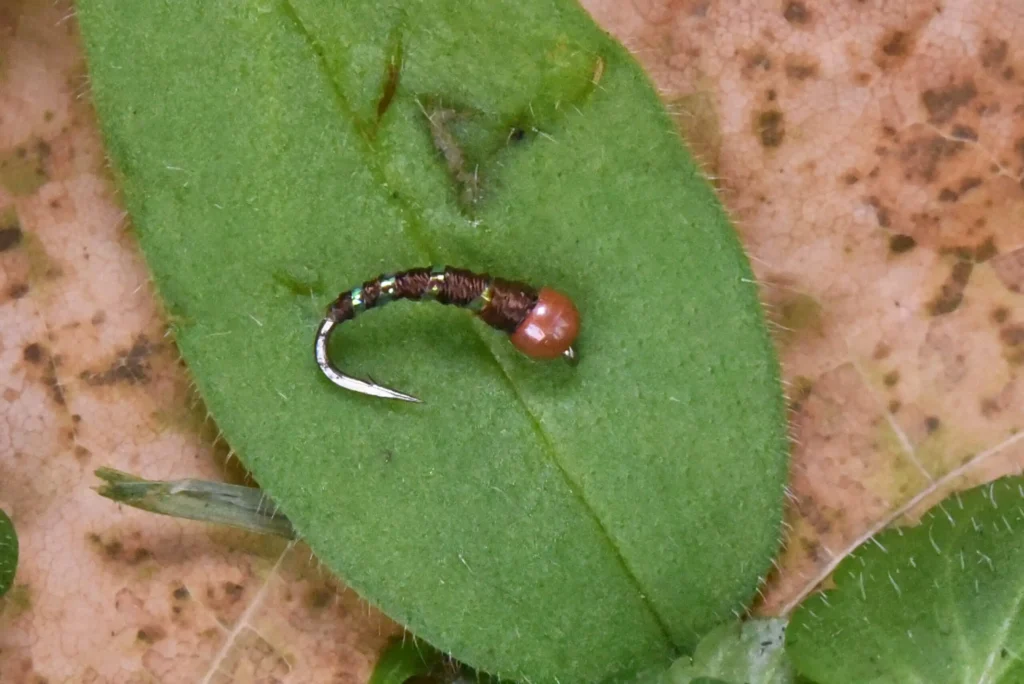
left=510, top=287, right=580, bottom=359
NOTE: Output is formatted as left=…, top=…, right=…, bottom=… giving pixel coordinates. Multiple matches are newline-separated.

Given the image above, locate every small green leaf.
left=0, top=508, right=17, bottom=597
left=93, top=467, right=296, bottom=538
left=624, top=619, right=792, bottom=684
left=77, top=0, right=788, bottom=680
left=670, top=618, right=793, bottom=684
left=369, top=637, right=446, bottom=684
left=788, top=475, right=1024, bottom=683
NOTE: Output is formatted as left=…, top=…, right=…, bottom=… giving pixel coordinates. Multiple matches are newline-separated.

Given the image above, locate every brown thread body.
left=327, top=266, right=538, bottom=334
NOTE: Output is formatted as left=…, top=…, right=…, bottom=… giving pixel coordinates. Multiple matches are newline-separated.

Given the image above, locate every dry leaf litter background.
left=1, top=0, right=1022, bottom=681
left=583, top=0, right=1024, bottom=613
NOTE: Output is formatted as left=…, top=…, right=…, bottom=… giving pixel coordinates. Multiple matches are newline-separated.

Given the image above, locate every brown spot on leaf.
left=928, top=260, right=973, bottom=315
left=924, top=416, right=941, bottom=433
left=980, top=36, right=1008, bottom=69
left=951, top=124, right=977, bottom=141
left=889, top=233, right=914, bottom=253
left=136, top=625, right=167, bottom=644
left=0, top=224, right=22, bottom=252
left=173, top=585, right=190, bottom=601
left=8, top=282, right=29, bottom=298
left=797, top=536, right=825, bottom=563
left=1001, top=325, right=1024, bottom=347
left=780, top=296, right=821, bottom=334
left=980, top=397, right=1000, bottom=418
left=783, top=1, right=810, bottom=24
left=23, top=343, right=43, bottom=364
left=102, top=539, right=123, bottom=559
left=785, top=57, right=819, bottom=81
left=306, top=586, right=333, bottom=610
left=130, top=548, right=152, bottom=564
left=43, top=367, right=66, bottom=406
left=900, top=134, right=963, bottom=183
left=991, top=307, right=1009, bottom=324
left=0, top=141, right=49, bottom=195
left=883, top=370, right=900, bottom=387
left=875, top=28, right=917, bottom=69
left=80, top=335, right=156, bottom=386
left=881, top=30, right=910, bottom=57
left=974, top=236, right=997, bottom=262
left=921, top=80, right=978, bottom=124
left=222, top=581, right=244, bottom=602
left=842, top=171, right=860, bottom=185
left=755, top=109, right=785, bottom=147
left=743, top=50, right=772, bottom=77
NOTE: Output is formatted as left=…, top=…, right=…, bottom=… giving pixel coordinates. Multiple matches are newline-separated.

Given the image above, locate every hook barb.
left=314, top=318, right=422, bottom=403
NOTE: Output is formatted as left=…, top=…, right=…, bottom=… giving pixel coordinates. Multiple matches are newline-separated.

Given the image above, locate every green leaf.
left=670, top=618, right=793, bottom=684
left=76, top=1, right=788, bottom=680
left=623, top=619, right=792, bottom=684
left=788, top=475, right=1024, bottom=683
left=0, top=508, right=17, bottom=597
left=369, top=637, right=512, bottom=684
left=369, top=637, right=446, bottom=684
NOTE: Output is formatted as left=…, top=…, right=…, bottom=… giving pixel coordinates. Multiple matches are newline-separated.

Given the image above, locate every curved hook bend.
left=314, top=318, right=421, bottom=403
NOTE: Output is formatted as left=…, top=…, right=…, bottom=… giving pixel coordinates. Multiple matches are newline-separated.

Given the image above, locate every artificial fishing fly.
left=314, top=266, right=580, bottom=403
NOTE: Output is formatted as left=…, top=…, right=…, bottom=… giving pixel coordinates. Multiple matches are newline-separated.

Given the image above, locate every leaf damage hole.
left=420, top=98, right=484, bottom=211
left=416, top=53, right=609, bottom=215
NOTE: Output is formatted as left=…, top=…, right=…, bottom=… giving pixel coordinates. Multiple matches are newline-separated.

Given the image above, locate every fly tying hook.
left=314, top=266, right=580, bottom=402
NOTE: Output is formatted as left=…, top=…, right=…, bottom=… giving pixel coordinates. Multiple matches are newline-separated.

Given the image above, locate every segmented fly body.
left=314, top=266, right=580, bottom=402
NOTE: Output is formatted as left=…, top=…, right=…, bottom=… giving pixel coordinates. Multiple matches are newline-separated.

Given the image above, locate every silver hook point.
left=314, top=318, right=422, bottom=403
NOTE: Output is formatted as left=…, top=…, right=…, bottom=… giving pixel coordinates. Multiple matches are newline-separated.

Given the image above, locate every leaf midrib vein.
left=278, top=0, right=677, bottom=651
